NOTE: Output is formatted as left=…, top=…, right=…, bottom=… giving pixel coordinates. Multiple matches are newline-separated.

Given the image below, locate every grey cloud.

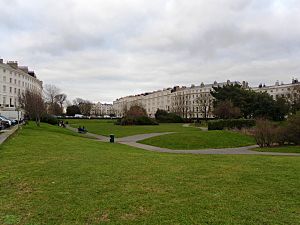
left=1, top=0, right=300, bottom=102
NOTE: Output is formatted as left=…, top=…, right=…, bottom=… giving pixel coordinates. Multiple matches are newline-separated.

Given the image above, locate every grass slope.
left=67, top=119, right=195, bottom=137
left=0, top=123, right=299, bottom=224
left=139, top=130, right=256, bottom=150
left=254, top=146, right=300, bottom=153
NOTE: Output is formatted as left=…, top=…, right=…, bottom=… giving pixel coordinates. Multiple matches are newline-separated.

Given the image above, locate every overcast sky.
left=1, top=0, right=300, bottom=103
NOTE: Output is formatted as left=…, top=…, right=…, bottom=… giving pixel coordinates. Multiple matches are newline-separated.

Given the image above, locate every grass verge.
left=253, top=146, right=300, bottom=153
left=0, top=123, right=299, bottom=224
left=67, top=119, right=195, bottom=137
left=139, top=130, right=256, bottom=150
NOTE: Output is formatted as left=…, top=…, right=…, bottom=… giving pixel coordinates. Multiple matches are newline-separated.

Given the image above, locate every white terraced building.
left=113, top=79, right=299, bottom=119
left=253, top=79, right=300, bottom=101
left=91, top=102, right=114, bottom=117
left=0, top=59, right=43, bottom=118
left=113, top=80, right=248, bottom=118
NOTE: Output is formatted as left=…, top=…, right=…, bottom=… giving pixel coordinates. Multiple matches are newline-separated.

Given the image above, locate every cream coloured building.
left=91, top=102, right=114, bottom=117
left=113, top=79, right=300, bottom=119
left=253, top=79, right=300, bottom=101
left=0, top=59, right=43, bottom=112
left=113, top=80, right=246, bottom=118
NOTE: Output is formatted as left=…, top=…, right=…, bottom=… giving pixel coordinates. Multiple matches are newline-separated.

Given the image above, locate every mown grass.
left=67, top=119, right=195, bottom=137
left=0, top=123, right=299, bottom=224
left=139, top=130, right=256, bottom=150
left=254, top=146, right=300, bottom=153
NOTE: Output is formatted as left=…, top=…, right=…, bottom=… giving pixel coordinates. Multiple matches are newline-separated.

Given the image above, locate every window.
left=3, top=96, right=6, bottom=105
left=3, top=76, right=6, bottom=82
left=3, top=85, right=6, bottom=92
left=10, top=78, right=12, bottom=83
left=9, top=87, right=12, bottom=93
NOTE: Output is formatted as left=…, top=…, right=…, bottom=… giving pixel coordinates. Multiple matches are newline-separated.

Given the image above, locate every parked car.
left=0, top=118, right=11, bottom=128
left=0, top=115, right=16, bottom=126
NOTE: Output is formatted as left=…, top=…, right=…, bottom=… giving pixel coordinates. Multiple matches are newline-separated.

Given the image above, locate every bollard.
left=110, top=134, right=115, bottom=143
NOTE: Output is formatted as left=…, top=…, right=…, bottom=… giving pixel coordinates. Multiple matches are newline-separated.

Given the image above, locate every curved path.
left=66, top=126, right=300, bottom=156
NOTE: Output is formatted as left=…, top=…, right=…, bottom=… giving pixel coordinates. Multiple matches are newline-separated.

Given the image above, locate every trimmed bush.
left=208, top=119, right=256, bottom=130
left=155, top=109, right=184, bottom=123
left=116, top=116, right=158, bottom=126
left=41, top=114, right=59, bottom=125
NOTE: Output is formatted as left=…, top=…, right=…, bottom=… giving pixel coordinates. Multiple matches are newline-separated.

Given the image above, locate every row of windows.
left=0, top=96, right=17, bottom=107
left=1, top=68, right=35, bottom=82
left=1, top=75, right=39, bottom=87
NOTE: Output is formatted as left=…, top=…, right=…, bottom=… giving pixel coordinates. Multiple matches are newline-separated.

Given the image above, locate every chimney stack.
left=7, top=61, right=18, bottom=69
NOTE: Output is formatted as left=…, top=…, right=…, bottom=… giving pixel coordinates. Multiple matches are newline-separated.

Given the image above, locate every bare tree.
left=195, top=96, right=213, bottom=120
left=55, top=93, right=67, bottom=113
left=213, top=100, right=241, bottom=119
left=44, top=84, right=61, bottom=115
left=73, top=98, right=92, bottom=116
left=44, top=84, right=60, bottom=105
left=18, top=89, right=46, bottom=126
left=172, top=92, right=186, bottom=118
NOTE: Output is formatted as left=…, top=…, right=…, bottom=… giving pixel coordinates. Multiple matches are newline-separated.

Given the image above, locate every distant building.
left=113, top=80, right=247, bottom=118
left=0, top=59, right=43, bottom=118
left=91, top=102, right=114, bottom=117
left=253, top=79, right=300, bottom=102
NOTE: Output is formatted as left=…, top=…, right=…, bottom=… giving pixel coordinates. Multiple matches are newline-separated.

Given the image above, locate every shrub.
left=126, top=105, right=147, bottom=117
left=155, top=109, right=184, bottom=123
left=254, top=119, right=277, bottom=147
left=214, top=100, right=241, bottom=119
left=285, top=112, right=300, bottom=145
left=117, top=116, right=158, bottom=126
left=41, top=114, right=59, bottom=125
left=208, top=119, right=255, bottom=130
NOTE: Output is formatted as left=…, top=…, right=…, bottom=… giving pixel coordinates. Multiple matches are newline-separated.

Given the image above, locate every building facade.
left=113, top=80, right=246, bottom=118
left=91, top=102, right=114, bottom=117
left=0, top=59, right=43, bottom=113
left=253, top=79, right=300, bottom=102
left=113, top=79, right=299, bottom=119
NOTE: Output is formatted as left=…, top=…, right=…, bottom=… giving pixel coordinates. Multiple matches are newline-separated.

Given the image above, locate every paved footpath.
left=66, top=126, right=300, bottom=156
left=0, top=125, right=19, bottom=145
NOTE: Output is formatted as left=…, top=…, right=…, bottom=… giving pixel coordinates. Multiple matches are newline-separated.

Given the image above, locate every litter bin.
left=110, top=134, right=115, bottom=143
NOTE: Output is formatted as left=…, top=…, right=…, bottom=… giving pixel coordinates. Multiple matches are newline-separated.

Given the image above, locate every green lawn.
left=139, top=130, right=256, bottom=150
left=67, top=119, right=195, bottom=137
left=254, top=146, right=300, bottom=153
left=0, top=123, right=299, bottom=224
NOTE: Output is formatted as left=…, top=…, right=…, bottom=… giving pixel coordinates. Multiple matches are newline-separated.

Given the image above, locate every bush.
left=208, top=119, right=256, bottom=130
left=155, top=110, right=184, bottom=123
left=41, top=114, right=59, bottom=125
left=285, top=112, right=300, bottom=145
left=254, top=119, right=277, bottom=147
left=214, top=100, right=241, bottom=119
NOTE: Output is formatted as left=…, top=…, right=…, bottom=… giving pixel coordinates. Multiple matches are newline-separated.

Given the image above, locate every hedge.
left=41, top=115, right=59, bottom=125
left=208, top=119, right=256, bottom=130
left=116, top=116, right=158, bottom=126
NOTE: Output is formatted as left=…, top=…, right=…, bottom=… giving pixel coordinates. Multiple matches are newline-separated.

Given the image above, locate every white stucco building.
left=113, top=80, right=246, bottom=118
left=253, top=79, right=300, bottom=101
left=0, top=59, right=43, bottom=115
left=113, top=79, right=299, bottom=119
left=91, top=102, right=114, bottom=117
